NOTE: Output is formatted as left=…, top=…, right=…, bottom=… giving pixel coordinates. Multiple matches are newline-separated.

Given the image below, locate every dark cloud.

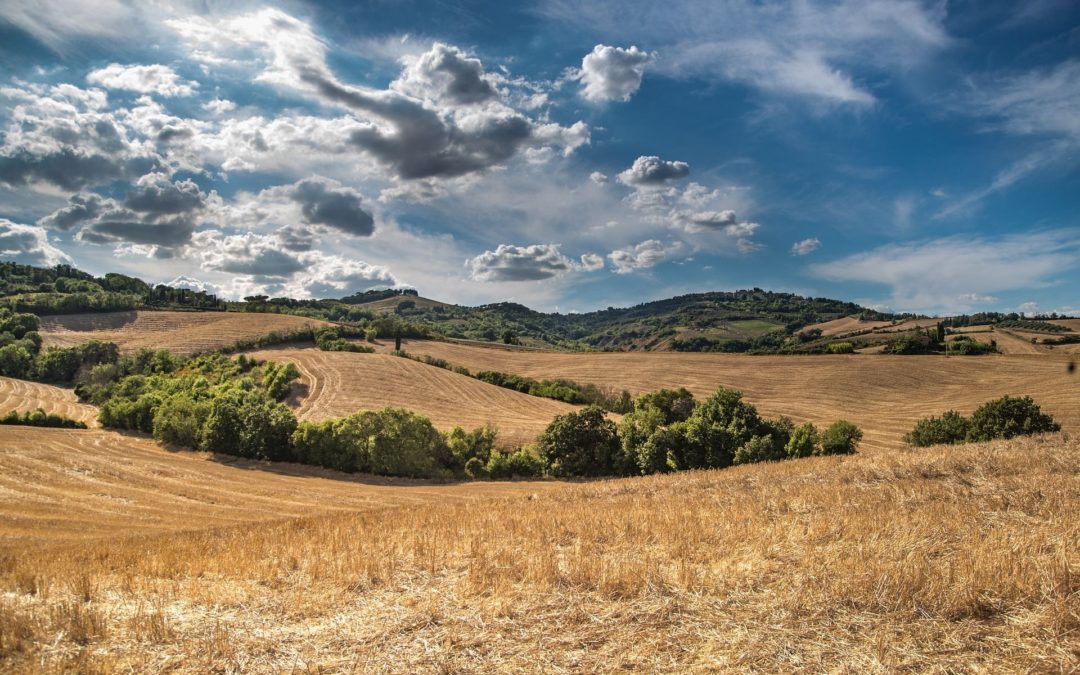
left=291, top=178, right=374, bottom=236
left=37, top=192, right=107, bottom=230
left=0, top=149, right=159, bottom=192
left=215, top=247, right=306, bottom=277
left=79, top=216, right=197, bottom=248
left=125, top=179, right=206, bottom=215
left=618, top=155, right=690, bottom=186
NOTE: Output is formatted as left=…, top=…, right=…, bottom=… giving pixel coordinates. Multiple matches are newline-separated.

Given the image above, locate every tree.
left=904, top=411, right=970, bottom=447
left=785, top=422, right=819, bottom=458
left=678, top=388, right=768, bottom=470
left=966, top=396, right=1060, bottom=442
left=538, top=405, right=619, bottom=477
left=820, top=420, right=862, bottom=455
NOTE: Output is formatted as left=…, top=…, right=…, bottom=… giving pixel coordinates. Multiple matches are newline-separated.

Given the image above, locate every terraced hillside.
left=39, top=311, right=329, bottom=355
left=245, top=346, right=578, bottom=446
left=0, top=426, right=553, bottom=544
left=0, top=376, right=99, bottom=427
left=384, top=340, right=1080, bottom=452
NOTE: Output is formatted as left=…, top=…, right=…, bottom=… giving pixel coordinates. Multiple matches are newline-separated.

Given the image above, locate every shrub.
left=486, top=447, right=546, bottom=479
left=904, top=411, right=970, bottom=447
left=1, top=408, right=87, bottom=429
left=967, top=395, right=1060, bottom=442
left=733, top=434, right=785, bottom=464
left=826, top=342, right=854, bottom=354
left=947, top=337, right=996, bottom=355
left=444, top=425, right=497, bottom=473
left=538, top=405, right=619, bottom=477
left=152, top=394, right=212, bottom=447
left=785, top=422, right=819, bottom=458
left=202, top=388, right=297, bottom=461
left=820, top=420, right=862, bottom=455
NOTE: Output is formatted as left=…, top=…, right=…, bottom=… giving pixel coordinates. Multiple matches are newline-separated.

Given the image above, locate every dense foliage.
left=905, top=396, right=1060, bottom=447
left=0, top=408, right=87, bottom=429
left=314, top=326, right=375, bottom=353
left=542, top=386, right=862, bottom=477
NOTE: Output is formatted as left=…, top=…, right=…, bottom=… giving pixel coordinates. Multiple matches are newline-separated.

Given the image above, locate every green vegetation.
left=994, top=319, right=1071, bottom=333
left=543, top=386, right=862, bottom=477
left=0, top=408, right=87, bottom=429
left=0, top=307, right=124, bottom=383
left=905, top=396, right=1060, bottom=447
left=314, top=326, right=375, bottom=353
left=947, top=336, right=996, bottom=355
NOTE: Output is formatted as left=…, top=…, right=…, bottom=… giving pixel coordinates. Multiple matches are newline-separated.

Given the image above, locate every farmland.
left=1, top=432, right=1076, bottom=671
left=381, top=339, right=1080, bottom=453
left=0, top=376, right=99, bottom=427
left=38, top=311, right=330, bottom=355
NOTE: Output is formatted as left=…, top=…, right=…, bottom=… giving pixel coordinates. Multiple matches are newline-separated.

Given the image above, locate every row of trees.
left=1, top=408, right=87, bottom=429
left=904, top=396, right=1060, bottom=447
left=538, top=387, right=863, bottom=477
left=0, top=308, right=124, bottom=383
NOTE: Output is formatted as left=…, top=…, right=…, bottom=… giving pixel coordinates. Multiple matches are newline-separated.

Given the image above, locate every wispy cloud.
left=811, top=229, right=1080, bottom=313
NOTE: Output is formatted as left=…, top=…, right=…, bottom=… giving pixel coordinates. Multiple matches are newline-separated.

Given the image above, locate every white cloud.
left=617, top=155, right=690, bottom=187
left=811, top=229, right=1080, bottom=312
left=590, top=171, right=609, bottom=184
left=791, top=238, right=821, bottom=255
left=541, top=0, right=948, bottom=105
left=575, top=44, right=654, bottom=103
left=467, top=243, right=602, bottom=282
left=87, top=64, right=198, bottom=97
left=608, top=239, right=680, bottom=273
left=0, top=219, right=71, bottom=266
left=202, top=99, right=236, bottom=114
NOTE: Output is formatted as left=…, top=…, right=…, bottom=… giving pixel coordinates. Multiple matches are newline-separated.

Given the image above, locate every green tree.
left=785, top=422, right=819, bottom=458
left=904, top=411, right=970, bottom=447
left=966, top=396, right=1059, bottom=442
left=820, top=420, right=862, bottom=455
left=538, top=405, right=619, bottom=477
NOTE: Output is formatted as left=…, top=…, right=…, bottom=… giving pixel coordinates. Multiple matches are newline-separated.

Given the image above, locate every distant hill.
left=3, top=261, right=1074, bottom=353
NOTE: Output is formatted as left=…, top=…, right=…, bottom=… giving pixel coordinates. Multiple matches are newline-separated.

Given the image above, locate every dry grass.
left=0, top=376, right=99, bottom=427
left=0, top=426, right=556, bottom=544
left=39, top=311, right=330, bottom=355
left=247, top=345, right=578, bottom=446
left=381, top=340, right=1080, bottom=453
left=800, top=315, right=893, bottom=337
left=1, top=434, right=1077, bottom=672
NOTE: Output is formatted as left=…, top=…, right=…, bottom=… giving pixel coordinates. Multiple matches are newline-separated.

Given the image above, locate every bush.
left=538, top=405, right=619, bottom=477
left=202, top=388, right=297, bottom=461
left=486, top=447, right=546, bottom=479
left=785, top=422, right=819, bottom=458
left=826, top=342, right=854, bottom=354
left=820, top=420, right=862, bottom=455
left=152, top=394, right=212, bottom=447
left=678, top=388, right=770, bottom=470
left=947, top=337, right=996, bottom=355
left=904, top=410, right=970, bottom=447
left=967, top=395, right=1060, bottom=442
left=1, top=408, right=87, bottom=429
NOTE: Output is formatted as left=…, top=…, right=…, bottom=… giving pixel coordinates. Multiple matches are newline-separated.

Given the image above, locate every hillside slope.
left=2, top=433, right=1076, bottom=671
left=0, top=376, right=99, bottom=427
left=386, top=340, right=1080, bottom=452
left=245, top=346, right=579, bottom=445
left=39, top=311, right=329, bottom=355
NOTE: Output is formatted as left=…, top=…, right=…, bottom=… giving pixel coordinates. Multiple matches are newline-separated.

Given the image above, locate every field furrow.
left=0, top=376, right=99, bottom=427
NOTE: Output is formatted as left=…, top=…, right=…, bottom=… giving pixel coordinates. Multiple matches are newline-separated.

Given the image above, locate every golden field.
left=1, top=433, right=1077, bottom=672
left=382, top=339, right=1080, bottom=452
left=39, top=311, right=329, bottom=355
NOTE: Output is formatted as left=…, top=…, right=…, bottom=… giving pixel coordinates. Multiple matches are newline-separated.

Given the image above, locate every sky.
left=0, top=0, right=1078, bottom=315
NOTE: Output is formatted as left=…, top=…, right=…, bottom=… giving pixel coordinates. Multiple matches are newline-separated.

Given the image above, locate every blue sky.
left=0, top=0, right=1077, bottom=315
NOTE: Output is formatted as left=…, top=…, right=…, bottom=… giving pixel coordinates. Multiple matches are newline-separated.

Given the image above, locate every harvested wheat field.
left=800, top=315, right=893, bottom=337
left=0, top=426, right=553, bottom=545
left=246, top=346, right=578, bottom=446
left=39, top=311, right=329, bottom=355
left=0, top=376, right=98, bottom=427
left=1, top=433, right=1077, bottom=672
left=386, top=340, right=1080, bottom=452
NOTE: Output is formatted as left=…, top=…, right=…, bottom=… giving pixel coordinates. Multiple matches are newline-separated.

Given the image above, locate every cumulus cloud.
left=87, top=63, right=198, bottom=97
left=39, top=177, right=214, bottom=255
left=291, top=177, right=375, bottom=237
left=467, top=243, right=602, bottom=282
left=589, top=171, right=609, bottom=184
left=190, top=229, right=396, bottom=298
left=166, top=275, right=221, bottom=295
left=576, top=44, right=654, bottom=103
left=811, top=229, right=1080, bottom=312
left=392, top=43, right=497, bottom=105
left=0, top=219, right=72, bottom=266
left=791, top=237, right=821, bottom=255
left=608, top=239, right=680, bottom=273
left=617, top=155, right=690, bottom=187
left=167, top=9, right=588, bottom=182
left=0, top=84, right=162, bottom=191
